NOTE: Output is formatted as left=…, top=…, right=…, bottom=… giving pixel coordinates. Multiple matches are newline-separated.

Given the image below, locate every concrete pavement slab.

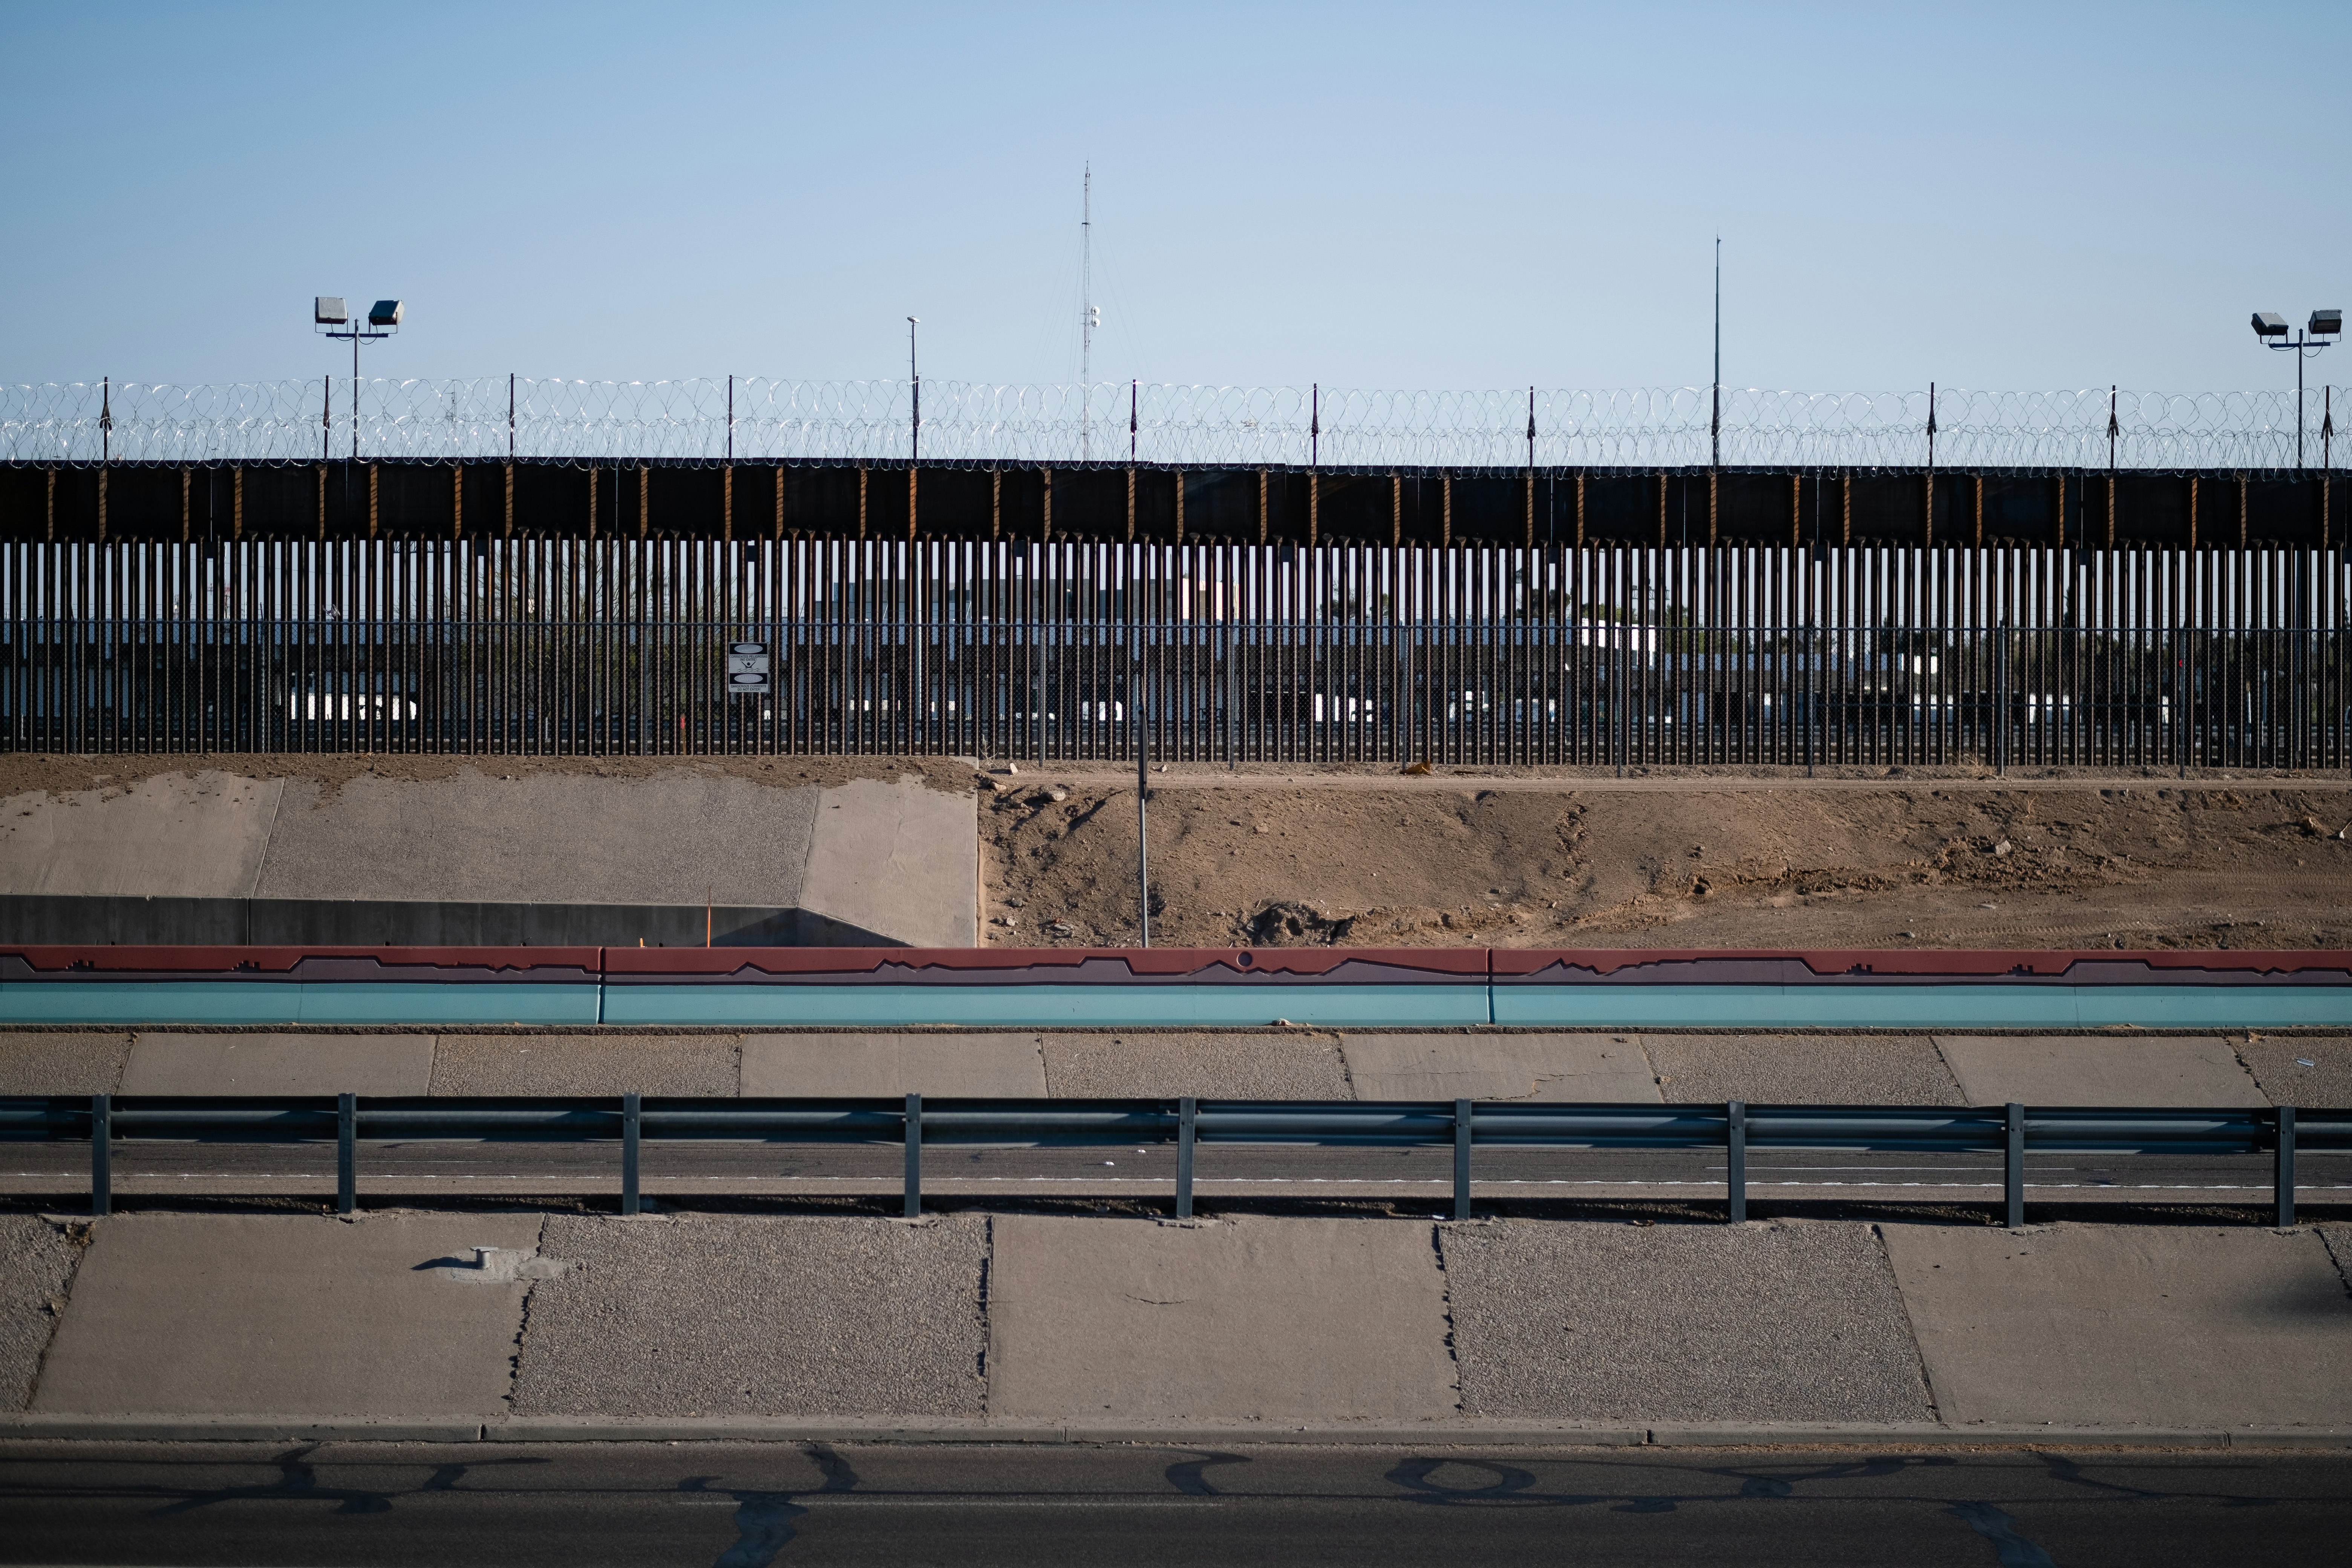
left=0, top=1217, right=80, bottom=1410
left=251, top=770, right=824, bottom=909
left=120, top=1034, right=435, bottom=1096
left=1040, top=1031, right=1353, bottom=1098
left=0, top=773, right=282, bottom=898
left=2234, top=1037, right=2352, bottom=1109
left=429, top=1034, right=739, bottom=1096
left=31, top=1213, right=542, bottom=1416
left=1934, top=1036, right=2267, bottom=1106
left=797, top=776, right=978, bottom=948
left=0, top=1033, right=131, bottom=1095
left=986, top=1215, right=1456, bottom=1421
left=1880, top=1223, right=2352, bottom=1427
left=2323, top=1228, right=2352, bottom=1293
left=514, top=1215, right=986, bottom=1416
left=1340, top=1033, right=1660, bottom=1103
left=1641, top=1033, right=1961, bottom=1104
left=740, top=1033, right=1044, bottom=1097
left=1440, top=1219, right=1934, bottom=1424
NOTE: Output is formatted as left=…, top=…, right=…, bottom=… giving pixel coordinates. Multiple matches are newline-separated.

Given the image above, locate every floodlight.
left=315, top=296, right=349, bottom=325
left=368, top=299, right=404, bottom=327
left=2311, top=309, right=2343, bottom=337
left=2252, top=311, right=2290, bottom=337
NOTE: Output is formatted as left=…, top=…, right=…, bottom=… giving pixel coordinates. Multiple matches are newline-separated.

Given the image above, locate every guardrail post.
left=903, top=1092, right=923, bottom=1219
left=1453, top=1099, right=1473, bottom=1221
left=1726, top=1101, right=1747, bottom=1223
left=621, top=1093, right=642, bottom=1216
left=1176, top=1096, right=1196, bottom=1220
left=2004, top=1102, right=2025, bottom=1229
left=336, top=1093, right=356, bottom=1215
left=90, top=1093, right=110, bottom=1217
left=2275, top=1105, right=2296, bottom=1228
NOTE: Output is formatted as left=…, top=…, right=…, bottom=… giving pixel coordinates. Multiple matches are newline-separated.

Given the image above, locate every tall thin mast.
left=1081, top=162, right=1095, bottom=460
left=1710, top=235, right=1721, bottom=469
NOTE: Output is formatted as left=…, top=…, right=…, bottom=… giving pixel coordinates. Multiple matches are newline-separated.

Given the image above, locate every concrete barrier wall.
left=3, top=945, right=2351, bottom=1028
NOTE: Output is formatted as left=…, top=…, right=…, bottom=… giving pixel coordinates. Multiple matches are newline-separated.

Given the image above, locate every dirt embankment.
left=983, top=778, right=2352, bottom=951
left=0, top=752, right=980, bottom=805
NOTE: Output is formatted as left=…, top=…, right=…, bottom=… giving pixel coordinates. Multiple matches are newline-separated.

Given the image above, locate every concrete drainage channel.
left=12, top=1094, right=2337, bottom=1226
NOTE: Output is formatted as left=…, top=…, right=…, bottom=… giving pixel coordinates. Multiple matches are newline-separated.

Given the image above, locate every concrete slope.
left=1, top=767, right=976, bottom=948
left=0, top=773, right=282, bottom=898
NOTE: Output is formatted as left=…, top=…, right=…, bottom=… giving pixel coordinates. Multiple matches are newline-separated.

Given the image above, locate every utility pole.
left=908, top=317, right=921, bottom=463
left=1710, top=236, right=1722, bottom=469
left=1080, top=163, right=1097, bottom=461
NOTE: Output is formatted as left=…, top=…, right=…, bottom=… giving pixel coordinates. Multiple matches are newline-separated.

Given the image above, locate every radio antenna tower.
left=1080, top=162, right=1097, bottom=460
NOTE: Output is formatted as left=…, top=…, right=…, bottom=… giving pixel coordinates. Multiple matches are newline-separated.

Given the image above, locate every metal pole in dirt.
left=1136, top=640, right=1150, bottom=947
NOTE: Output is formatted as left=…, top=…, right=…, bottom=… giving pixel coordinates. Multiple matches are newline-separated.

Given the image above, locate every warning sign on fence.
left=725, top=642, right=770, bottom=695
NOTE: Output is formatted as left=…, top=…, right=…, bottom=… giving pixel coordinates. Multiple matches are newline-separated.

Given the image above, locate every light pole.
left=2251, top=309, right=2340, bottom=467
left=908, top=316, right=920, bottom=463
left=315, top=298, right=403, bottom=460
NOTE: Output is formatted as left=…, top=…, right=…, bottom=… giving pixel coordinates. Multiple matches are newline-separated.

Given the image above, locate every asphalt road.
left=0, top=1139, right=2339, bottom=1213
left=3, top=1442, right=2347, bottom=1566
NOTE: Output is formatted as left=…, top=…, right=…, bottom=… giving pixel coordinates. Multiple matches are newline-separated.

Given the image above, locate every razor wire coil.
left=2, top=378, right=2340, bottom=473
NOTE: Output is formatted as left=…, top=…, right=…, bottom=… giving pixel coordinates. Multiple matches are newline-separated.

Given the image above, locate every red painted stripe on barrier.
left=596, top=946, right=1491, bottom=983
left=1490, top=948, right=2352, bottom=980
left=0, top=946, right=602, bottom=979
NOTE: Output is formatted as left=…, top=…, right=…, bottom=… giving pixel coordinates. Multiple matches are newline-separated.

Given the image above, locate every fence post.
left=2004, top=1102, right=2025, bottom=1229
left=1452, top=1098, right=1473, bottom=1220
left=1994, top=623, right=2009, bottom=776
left=2275, top=1105, right=2296, bottom=1228
left=1176, top=1096, right=1196, bottom=1219
left=90, top=1093, right=110, bottom=1217
left=336, top=1093, right=356, bottom=1215
left=1726, top=1101, right=1747, bottom=1223
left=621, top=1092, right=642, bottom=1216
left=903, top=1092, right=923, bottom=1219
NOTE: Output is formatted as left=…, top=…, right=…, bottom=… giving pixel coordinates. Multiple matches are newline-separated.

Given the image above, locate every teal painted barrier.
left=8, top=975, right=2350, bottom=1030
left=0, top=982, right=602, bottom=1027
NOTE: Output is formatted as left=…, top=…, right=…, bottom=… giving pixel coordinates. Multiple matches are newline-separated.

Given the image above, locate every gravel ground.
left=1641, top=1034, right=1962, bottom=1104
left=429, top=1035, right=740, bottom=1096
left=0, top=1034, right=130, bottom=1096
left=2234, top=1037, right=2352, bottom=1109
left=0, top=1217, right=83, bottom=1410
left=1040, top=1031, right=1354, bottom=1098
left=1440, top=1218, right=1935, bottom=1423
left=514, top=1215, right=987, bottom=1417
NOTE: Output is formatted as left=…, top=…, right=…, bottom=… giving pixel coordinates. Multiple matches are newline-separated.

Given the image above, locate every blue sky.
left=2, top=2, right=2345, bottom=394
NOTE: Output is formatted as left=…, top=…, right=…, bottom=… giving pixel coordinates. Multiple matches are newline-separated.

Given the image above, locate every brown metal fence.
left=5, top=540, right=2348, bottom=769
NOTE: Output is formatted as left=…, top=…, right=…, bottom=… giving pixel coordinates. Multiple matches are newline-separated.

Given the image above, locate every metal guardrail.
left=2, top=1094, right=2336, bottom=1228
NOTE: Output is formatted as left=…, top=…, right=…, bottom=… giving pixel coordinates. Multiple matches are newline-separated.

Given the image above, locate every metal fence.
left=8, top=539, right=2349, bottom=766
left=14, top=1093, right=2330, bottom=1228
left=11, top=616, right=2352, bottom=770
left=7, top=378, right=2345, bottom=472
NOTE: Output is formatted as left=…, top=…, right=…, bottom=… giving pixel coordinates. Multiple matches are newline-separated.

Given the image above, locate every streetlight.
left=907, top=316, right=920, bottom=462
left=2251, top=308, right=2339, bottom=467
left=315, top=297, right=403, bottom=460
